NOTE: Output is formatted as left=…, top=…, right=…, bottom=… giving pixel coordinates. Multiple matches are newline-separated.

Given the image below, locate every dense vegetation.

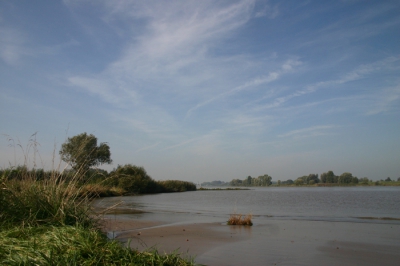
left=201, top=180, right=230, bottom=187
left=226, top=171, right=400, bottom=187
left=0, top=133, right=197, bottom=265
left=0, top=165, right=197, bottom=197
left=279, top=171, right=400, bottom=186
left=230, top=174, right=272, bottom=187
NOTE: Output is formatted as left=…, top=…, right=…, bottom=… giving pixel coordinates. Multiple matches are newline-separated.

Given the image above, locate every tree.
left=108, top=164, right=159, bottom=194
left=338, top=172, right=353, bottom=184
left=59, top=133, right=112, bottom=171
left=295, top=178, right=304, bottom=186
left=351, top=176, right=359, bottom=184
left=359, top=177, right=369, bottom=185
left=284, top=179, right=294, bottom=185
left=257, top=174, right=272, bottom=186
left=308, top=174, right=319, bottom=184
left=321, top=171, right=336, bottom=183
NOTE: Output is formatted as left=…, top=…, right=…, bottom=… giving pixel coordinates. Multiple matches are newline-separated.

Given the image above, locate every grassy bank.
left=0, top=169, right=196, bottom=265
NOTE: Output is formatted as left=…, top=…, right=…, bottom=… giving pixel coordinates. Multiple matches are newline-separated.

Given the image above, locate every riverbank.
left=101, top=216, right=400, bottom=266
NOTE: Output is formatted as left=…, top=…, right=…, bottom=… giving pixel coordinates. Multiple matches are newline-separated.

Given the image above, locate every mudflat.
left=101, top=217, right=400, bottom=265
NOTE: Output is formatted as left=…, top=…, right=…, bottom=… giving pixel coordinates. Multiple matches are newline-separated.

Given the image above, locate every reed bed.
left=227, top=213, right=253, bottom=226
left=0, top=136, right=196, bottom=265
left=0, top=170, right=196, bottom=265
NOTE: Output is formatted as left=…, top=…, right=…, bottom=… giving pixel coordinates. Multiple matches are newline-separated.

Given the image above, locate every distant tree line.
left=276, top=171, right=400, bottom=186
left=230, top=174, right=272, bottom=187
left=201, top=180, right=230, bottom=187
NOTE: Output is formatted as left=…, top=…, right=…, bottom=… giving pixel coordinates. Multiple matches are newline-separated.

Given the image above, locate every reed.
left=0, top=135, right=196, bottom=265
left=227, top=213, right=253, bottom=226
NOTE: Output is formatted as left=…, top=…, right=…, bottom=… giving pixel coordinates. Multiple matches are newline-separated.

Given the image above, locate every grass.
left=0, top=174, right=196, bottom=265
left=0, top=226, right=195, bottom=265
left=227, top=213, right=253, bottom=226
left=0, top=135, right=197, bottom=265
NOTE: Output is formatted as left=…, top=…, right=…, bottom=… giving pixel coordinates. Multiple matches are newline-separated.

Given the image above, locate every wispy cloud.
left=367, top=85, right=400, bottom=115
left=254, top=56, right=400, bottom=112
left=278, top=125, right=338, bottom=139
left=186, top=59, right=303, bottom=117
left=135, top=142, right=160, bottom=153
left=0, top=27, right=28, bottom=65
left=65, top=0, right=259, bottom=104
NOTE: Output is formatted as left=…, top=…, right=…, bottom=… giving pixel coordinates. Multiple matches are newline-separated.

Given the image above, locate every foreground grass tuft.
left=0, top=226, right=195, bottom=265
left=227, top=213, right=253, bottom=226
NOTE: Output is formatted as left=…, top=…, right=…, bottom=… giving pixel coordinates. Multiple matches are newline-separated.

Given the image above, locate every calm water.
left=93, top=186, right=400, bottom=225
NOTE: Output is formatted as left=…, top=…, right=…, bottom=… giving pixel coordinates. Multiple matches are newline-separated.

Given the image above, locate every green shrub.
left=158, top=180, right=197, bottom=192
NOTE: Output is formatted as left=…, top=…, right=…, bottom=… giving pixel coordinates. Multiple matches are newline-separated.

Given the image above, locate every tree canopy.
left=59, top=133, right=112, bottom=171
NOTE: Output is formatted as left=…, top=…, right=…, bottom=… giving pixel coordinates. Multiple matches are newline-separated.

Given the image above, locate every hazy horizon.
left=1, top=1, right=399, bottom=182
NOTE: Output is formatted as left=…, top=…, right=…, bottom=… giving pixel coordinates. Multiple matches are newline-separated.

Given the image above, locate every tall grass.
left=0, top=135, right=196, bottom=265
left=0, top=169, right=94, bottom=228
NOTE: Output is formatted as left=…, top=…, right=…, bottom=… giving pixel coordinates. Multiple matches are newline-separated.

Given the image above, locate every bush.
left=158, top=180, right=197, bottom=192
left=106, top=164, right=161, bottom=194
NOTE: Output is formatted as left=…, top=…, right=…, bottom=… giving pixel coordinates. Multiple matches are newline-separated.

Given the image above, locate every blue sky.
left=1, top=0, right=399, bottom=182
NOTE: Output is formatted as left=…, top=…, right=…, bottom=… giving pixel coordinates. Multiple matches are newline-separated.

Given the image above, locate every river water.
left=93, top=186, right=400, bottom=265
left=93, top=186, right=400, bottom=225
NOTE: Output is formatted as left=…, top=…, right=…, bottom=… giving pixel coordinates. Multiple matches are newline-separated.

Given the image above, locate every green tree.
left=257, top=174, right=272, bottom=186
left=284, top=179, right=294, bottom=185
left=359, top=177, right=369, bottom=185
left=338, top=172, right=353, bottom=184
left=59, top=133, right=112, bottom=172
left=108, top=164, right=159, bottom=194
left=244, top=176, right=252, bottom=186
left=321, top=171, right=336, bottom=183
left=307, top=174, right=319, bottom=184
left=295, top=178, right=304, bottom=186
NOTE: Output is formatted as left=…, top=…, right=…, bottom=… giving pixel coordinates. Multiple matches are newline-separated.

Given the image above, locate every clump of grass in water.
left=227, top=213, right=253, bottom=226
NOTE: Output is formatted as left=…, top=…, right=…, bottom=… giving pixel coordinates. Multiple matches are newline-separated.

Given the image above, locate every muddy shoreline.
left=100, top=216, right=400, bottom=265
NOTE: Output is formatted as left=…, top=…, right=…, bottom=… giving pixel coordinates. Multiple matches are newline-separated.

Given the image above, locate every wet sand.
left=101, top=218, right=400, bottom=265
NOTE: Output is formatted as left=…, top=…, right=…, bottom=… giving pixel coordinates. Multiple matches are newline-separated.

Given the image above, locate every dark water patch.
left=356, top=216, right=400, bottom=221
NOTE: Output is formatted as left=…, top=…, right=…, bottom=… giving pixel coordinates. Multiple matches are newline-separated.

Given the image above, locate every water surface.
left=93, top=186, right=400, bottom=225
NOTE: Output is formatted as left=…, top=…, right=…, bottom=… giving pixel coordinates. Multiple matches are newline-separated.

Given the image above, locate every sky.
left=1, top=0, right=399, bottom=182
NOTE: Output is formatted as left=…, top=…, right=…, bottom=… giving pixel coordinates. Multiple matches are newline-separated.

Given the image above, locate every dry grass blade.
left=227, top=213, right=253, bottom=226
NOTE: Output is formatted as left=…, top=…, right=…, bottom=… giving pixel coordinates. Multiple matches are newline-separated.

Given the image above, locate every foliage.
left=294, top=178, right=304, bottom=186
left=59, top=133, right=112, bottom=172
left=201, top=180, right=230, bottom=186
left=0, top=171, right=93, bottom=228
left=281, top=179, right=294, bottom=185
left=0, top=226, right=195, bottom=266
left=0, top=146, right=196, bottom=265
left=106, top=164, right=197, bottom=194
left=158, top=180, right=197, bottom=192
left=230, top=174, right=272, bottom=187
left=107, top=164, right=160, bottom=194
left=338, top=172, right=354, bottom=184
left=320, top=171, right=336, bottom=183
